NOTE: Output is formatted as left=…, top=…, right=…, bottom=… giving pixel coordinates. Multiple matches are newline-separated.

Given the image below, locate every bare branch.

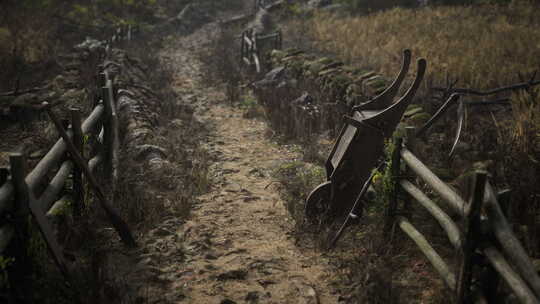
left=431, top=79, right=540, bottom=96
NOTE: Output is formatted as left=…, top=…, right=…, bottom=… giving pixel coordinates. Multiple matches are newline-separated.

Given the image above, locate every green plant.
left=369, top=139, right=398, bottom=214
left=274, top=161, right=326, bottom=221
left=0, top=255, right=15, bottom=289
left=239, top=96, right=258, bottom=109
left=285, top=2, right=303, bottom=15
left=27, top=218, right=48, bottom=270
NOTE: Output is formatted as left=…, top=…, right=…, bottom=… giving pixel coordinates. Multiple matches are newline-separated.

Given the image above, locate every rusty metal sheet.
left=331, top=125, right=356, bottom=168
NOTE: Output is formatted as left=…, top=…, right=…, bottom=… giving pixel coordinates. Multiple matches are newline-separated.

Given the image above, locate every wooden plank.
left=483, top=189, right=512, bottom=301
left=484, top=182, right=540, bottom=298
left=401, top=148, right=467, bottom=217
left=398, top=216, right=457, bottom=289
left=400, top=179, right=462, bottom=249
left=244, top=36, right=253, bottom=47
left=102, top=81, right=113, bottom=179
left=107, top=80, right=119, bottom=196
left=484, top=246, right=538, bottom=304
left=88, top=153, right=103, bottom=173
left=40, top=160, right=74, bottom=212
left=70, top=108, right=84, bottom=217
left=44, top=103, right=137, bottom=248
left=256, top=33, right=279, bottom=41
left=457, top=172, right=486, bottom=303
left=98, top=126, right=104, bottom=143
left=241, top=32, right=245, bottom=62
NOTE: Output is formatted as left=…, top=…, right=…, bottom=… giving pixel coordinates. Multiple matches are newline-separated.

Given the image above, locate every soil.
left=134, top=4, right=341, bottom=304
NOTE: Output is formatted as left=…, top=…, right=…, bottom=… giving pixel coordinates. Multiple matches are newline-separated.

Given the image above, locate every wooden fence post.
left=241, top=32, right=245, bottom=62
left=70, top=108, right=84, bottom=217
left=102, top=81, right=113, bottom=180
left=456, top=171, right=487, bottom=303
left=10, top=152, right=71, bottom=281
left=0, top=167, right=9, bottom=185
left=98, top=72, right=106, bottom=87
left=385, top=136, right=403, bottom=236
left=105, top=78, right=119, bottom=196
left=7, top=153, right=31, bottom=296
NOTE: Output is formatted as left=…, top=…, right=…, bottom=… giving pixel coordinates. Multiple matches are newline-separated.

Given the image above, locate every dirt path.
left=140, top=8, right=340, bottom=304
left=173, top=104, right=338, bottom=304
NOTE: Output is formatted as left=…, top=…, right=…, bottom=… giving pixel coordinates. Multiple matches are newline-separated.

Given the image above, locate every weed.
left=273, top=160, right=326, bottom=225
left=0, top=255, right=14, bottom=289
left=498, top=86, right=540, bottom=253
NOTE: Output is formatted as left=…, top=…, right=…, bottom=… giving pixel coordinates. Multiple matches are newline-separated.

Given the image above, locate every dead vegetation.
left=309, top=2, right=540, bottom=90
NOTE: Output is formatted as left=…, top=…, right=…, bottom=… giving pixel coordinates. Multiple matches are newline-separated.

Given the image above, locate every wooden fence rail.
left=240, top=29, right=282, bottom=73
left=386, top=127, right=540, bottom=303
left=255, top=0, right=270, bottom=11
left=0, top=26, right=138, bottom=293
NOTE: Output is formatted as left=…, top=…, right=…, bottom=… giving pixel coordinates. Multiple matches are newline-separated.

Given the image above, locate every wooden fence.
left=0, top=26, right=138, bottom=291
left=386, top=126, right=540, bottom=303
left=255, top=0, right=270, bottom=11
left=240, top=29, right=282, bottom=73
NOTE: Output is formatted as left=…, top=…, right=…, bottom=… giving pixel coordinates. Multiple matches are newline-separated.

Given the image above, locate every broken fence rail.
left=385, top=126, right=540, bottom=303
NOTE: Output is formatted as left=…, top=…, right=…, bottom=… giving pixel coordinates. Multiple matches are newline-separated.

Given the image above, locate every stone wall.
left=253, top=48, right=389, bottom=140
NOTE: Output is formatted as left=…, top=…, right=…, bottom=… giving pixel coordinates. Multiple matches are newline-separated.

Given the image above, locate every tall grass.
left=499, top=87, right=540, bottom=253
left=310, top=1, right=540, bottom=89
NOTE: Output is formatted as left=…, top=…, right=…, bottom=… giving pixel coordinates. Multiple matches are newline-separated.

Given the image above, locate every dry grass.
left=508, top=87, right=540, bottom=157
left=498, top=87, right=540, bottom=253
left=198, top=27, right=245, bottom=103
left=309, top=2, right=540, bottom=90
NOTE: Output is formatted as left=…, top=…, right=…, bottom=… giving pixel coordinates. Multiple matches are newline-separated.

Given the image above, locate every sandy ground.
left=135, top=5, right=341, bottom=303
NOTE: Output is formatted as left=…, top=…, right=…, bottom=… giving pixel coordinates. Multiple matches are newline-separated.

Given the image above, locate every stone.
left=135, top=144, right=168, bottom=161
left=75, top=37, right=105, bottom=52
left=245, top=291, right=260, bottom=303
left=292, top=92, right=314, bottom=105
left=215, top=269, right=248, bottom=281
left=253, top=67, right=286, bottom=89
